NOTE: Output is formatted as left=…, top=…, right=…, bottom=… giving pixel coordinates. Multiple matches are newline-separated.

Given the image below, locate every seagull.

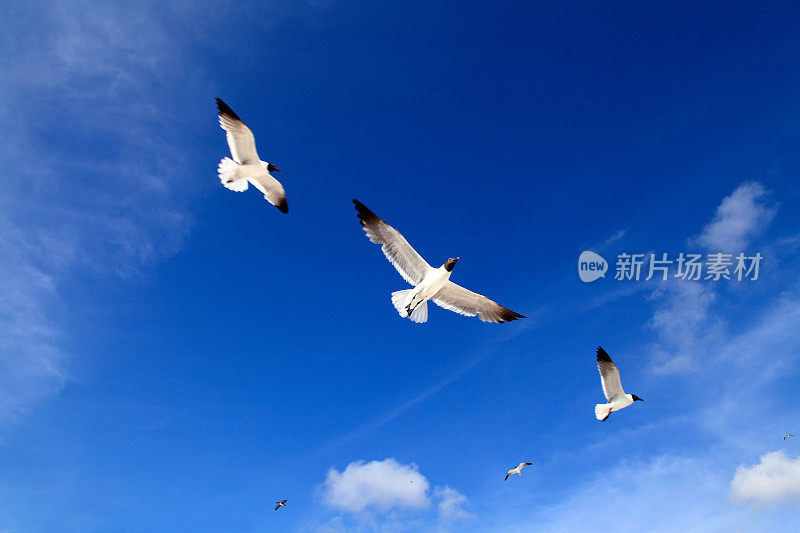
left=216, top=98, right=288, bottom=213
left=595, top=346, right=643, bottom=421
left=785, top=434, right=794, bottom=441
left=274, top=499, right=287, bottom=511
left=352, top=199, right=526, bottom=324
left=505, top=462, right=533, bottom=481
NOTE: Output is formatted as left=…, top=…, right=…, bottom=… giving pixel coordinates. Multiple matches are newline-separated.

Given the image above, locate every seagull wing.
left=353, top=199, right=431, bottom=285
left=250, top=173, right=289, bottom=213
left=505, top=472, right=510, bottom=481
left=216, top=98, right=260, bottom=165
left=432, top=282, right=526, bottom=323
left=519, top=462, right=532, bottom=469
left=596, top=346, right=624, bottom=400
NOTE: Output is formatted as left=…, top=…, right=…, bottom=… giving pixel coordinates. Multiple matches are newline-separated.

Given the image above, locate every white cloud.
left=321, top=458, right=430, bottom=514
left=731, top=451, right=800, bottom=507
left=434, top=486, right=473, bottom=523
left=317, top=459, right=472, bottom=531
left=693, top=182, right=776, bottom=251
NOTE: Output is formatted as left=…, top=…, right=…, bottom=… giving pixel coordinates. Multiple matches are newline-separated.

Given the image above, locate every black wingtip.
left=215, top=97, right=242, bottom=121
left=277, top=197, right=289, bottom=214
left=596, top=346, right=612, bottom=362
left=352, top=198, right=379, bottom=224
left=498, top=307, right=526, bottom=323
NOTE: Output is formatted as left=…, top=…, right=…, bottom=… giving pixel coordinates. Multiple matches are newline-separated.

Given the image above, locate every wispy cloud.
left=647, top=180, right=779, bottom=375
left=0, top=2, right=204, bottom=425
left=434, top=486, right=474, bottom=524
left=600, top=228, right=628, bottom=248
left=531, top=455, right=737, bottom=533
left=503, top=180, right=800, bottom=531
left=692, top=182, right=776, bottom=252
left=647, top=280, right=721, bottom=374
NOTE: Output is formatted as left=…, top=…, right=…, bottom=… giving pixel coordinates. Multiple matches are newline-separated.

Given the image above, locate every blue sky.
left=1, top=1, right=800, bottom=531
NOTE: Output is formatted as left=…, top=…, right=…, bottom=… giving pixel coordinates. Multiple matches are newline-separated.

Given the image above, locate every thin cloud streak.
left=308, top=321, right=538, bottom=458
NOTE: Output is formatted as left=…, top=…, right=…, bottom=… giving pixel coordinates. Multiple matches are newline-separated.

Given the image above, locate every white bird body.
left=505, top=462, right=533, bottom=481
left=353, top=199, right=526, bottom=324
left=595, top=394, right=634, bottom=421
left=392, top=265, right=453, bottom=323
left=216, top=98, right=288, bottom=213
left=594, top=346, right=643, bottom=421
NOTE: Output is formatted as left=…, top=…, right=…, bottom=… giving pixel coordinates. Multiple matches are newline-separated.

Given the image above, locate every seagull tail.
left=595, top=403, right=612, bottom=421
left=409, top=300, right=428, bottom=323
left=218, top=157, right=248, bottom=191
left=391, top=289, right=428, bottom=323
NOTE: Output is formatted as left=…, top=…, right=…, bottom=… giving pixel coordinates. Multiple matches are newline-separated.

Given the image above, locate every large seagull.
left=595, top=346, right=644, bottom=421
left=353, top=199, right=526, bottom=324
left=216, top=98, right=288, bottom=213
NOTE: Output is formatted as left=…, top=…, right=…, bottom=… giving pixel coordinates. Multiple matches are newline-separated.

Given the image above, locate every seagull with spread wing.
left=595, top=346, right=643, bottom=421
left=505, top=462, right=533, bottom=481
left=274, top=499, right=287, bottom=511
left=215, top=98, right=288, bottom=213
left=352, top=199, right=526, bottom=324
left=785, top=434, right=794, bottom=441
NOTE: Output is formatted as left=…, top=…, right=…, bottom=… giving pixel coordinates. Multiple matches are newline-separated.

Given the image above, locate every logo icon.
left=578, top=251, right=607, bottom=283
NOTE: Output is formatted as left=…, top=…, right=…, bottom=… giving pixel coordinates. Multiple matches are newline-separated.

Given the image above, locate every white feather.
left=409, top=300, right=428, bottom=323
left=218, top=157, right=248, bottom=192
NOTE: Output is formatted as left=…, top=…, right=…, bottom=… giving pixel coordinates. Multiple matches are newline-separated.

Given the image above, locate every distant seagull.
left=785, top=434, right=794, bottom=441
left=274, top=499, right=287, bottom=511
left=595, top=346, right=643, bottom=421
left=216, top=98, right=288, bottom=213
left=505, top=462, right=533, bottom=481
left=352, top=199, right=526, bottom=324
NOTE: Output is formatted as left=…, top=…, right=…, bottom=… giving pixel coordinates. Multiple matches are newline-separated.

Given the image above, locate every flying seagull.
left=595, top=346, right=643, bottom=421
left=505, top=462, right=533, bottom=481
left=216, top=98, right=288, bottom=213
left=785, top=434, right=794, bottom=441
left=274, top=499, right=287, bottom=511
left=352, top=199, right=526, bottom=324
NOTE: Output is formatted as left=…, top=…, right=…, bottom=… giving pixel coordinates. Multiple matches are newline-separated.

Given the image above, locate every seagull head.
left=444, top=257, right=460, bottom=272
left=267, top=162, right=281, bottom=173
left=631, top=394, right=644, bottom=402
